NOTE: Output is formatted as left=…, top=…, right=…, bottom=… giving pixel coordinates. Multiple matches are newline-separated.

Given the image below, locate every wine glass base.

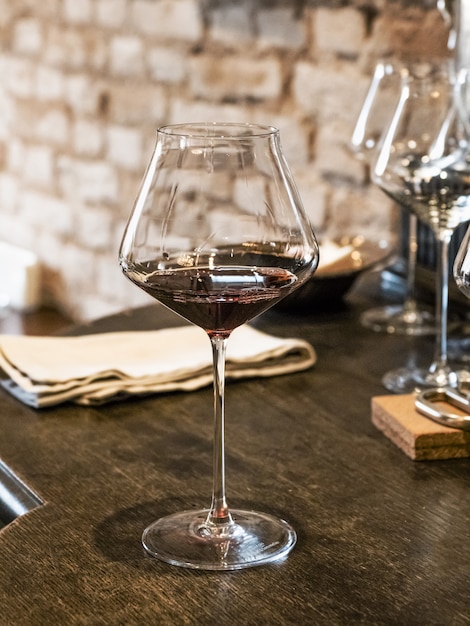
left=142, top=508, right=296, bottom=571
left=383, top=365, right=458, bottom=394
left=360, top=305, right=435, bottom=335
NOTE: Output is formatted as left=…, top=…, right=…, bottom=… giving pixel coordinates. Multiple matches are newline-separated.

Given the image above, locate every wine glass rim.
left=157, top=122, right=279, bottom=139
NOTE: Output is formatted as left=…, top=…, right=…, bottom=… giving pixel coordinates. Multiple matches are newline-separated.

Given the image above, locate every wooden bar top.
left=0, top=283, right=468, bottom=625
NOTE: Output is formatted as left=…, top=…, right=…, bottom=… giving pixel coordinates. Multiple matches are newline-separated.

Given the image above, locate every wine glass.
left=119, top=122, right=319, bottom=570
left=351, top=59, right=435, bottom=335
left=373, top=61, right=470, bottom=393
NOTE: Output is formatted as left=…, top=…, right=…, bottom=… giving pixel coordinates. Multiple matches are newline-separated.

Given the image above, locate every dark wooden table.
left=0, top=279, right=469, bottom=625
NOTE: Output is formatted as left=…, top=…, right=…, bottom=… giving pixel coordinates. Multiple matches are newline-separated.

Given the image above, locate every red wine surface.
left=127, top=265, right=298, bottom=333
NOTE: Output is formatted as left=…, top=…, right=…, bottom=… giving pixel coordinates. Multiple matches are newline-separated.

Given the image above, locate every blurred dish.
left=276, top=236, right=393, bottom=313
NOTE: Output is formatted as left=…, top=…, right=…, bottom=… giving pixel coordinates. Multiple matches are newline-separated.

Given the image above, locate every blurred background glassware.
left=351, top=59, right=435, bottom=335
left=275, top=234, right=392, bottom=313
left=373, top=61, right=470, bottom=393
left=119, top=122, right=319, bottom=570
left=451, top=221, right=470, bottom=369
left=454, top=222, right=470, bottom=297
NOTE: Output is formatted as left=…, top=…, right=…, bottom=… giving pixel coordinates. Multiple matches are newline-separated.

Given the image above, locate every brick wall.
left=0, top=0, right=450, bottom=321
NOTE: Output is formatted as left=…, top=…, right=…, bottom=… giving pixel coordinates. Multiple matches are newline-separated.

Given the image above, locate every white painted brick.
left=0, top=213, right=37, bottom=252
left=148, top=47, right=187, bottom=84
left=131, top=0, right=202, bottom=41
left=314, top=7, right=366, bottom=57
left=86, top=32, right=108, bottom=72
left=95, top=248, right=140, bottom=310
left=257, top=8, right=305, bottom=50
left=210, top=6, right=254, bottom=47
left=35, top=231, right=65, bottom=271
left=35, top=66, right=65, bottom=101
left=329, top=184, right=395, bottom=242
left=0, top=0, right=14, bottom=28
left=44, top=26, right=86, bottom=69
left=6, top=139, right=25, bottom=174
left=247, top=113, right=309, bottom=166
left=65, top=74, right=100, bottom=116
left=75, top=161, right=119, bottom=204
left=315, top=119, right=364, bottom=181
left=73, top=119, right=104, bottom=157
left=58, top=157, right=119, bottom=204
left=110, top=36, right=144, bottom=77
left=77, top=205, right=114, bottom=249
left=108, top=83, right=167, bottom=125
left=58, top=244, right=98, bottom=302
left=18, top=190, right=74, bottom=234
left=56, top=154, right=74, bottom=198
left=36, top=109, right=70, bottom=146
left=0, top=173, right=19, bottom=212
left=5, top=58, right=35, bottom=98
left=293, top=61, right=368, bottom=124
left=12, top=18, right=43, bottom=55
left=23, top=145, right=54, bottom=187
left=290, top=166, right=329, bottom=232
left=28, top=0, right=62, bottom=21
left=107, top=125, right=143, bottom=171
left=189, top=56, right=282, bottom=101
left=96, top=0, right=128, bottom=29
left=169, top=98, right=251, bottom=126
left=96, top=253, right=133, bottom=300
left=0, top=90, right=13, bottom=140
left=63, top=0, right=92, bottom=24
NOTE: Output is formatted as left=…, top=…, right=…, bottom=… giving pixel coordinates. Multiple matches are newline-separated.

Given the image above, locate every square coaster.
left=371, top=394, right=470, bottom=461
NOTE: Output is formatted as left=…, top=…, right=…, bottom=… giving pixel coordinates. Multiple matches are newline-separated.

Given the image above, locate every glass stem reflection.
left=207, top=333, right=233, bottom=529
left=403, top=213, right=419, bottom=315
left=430, top=234, right=451, bottom=381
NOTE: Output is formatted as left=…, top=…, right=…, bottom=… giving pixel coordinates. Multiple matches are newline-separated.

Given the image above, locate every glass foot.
left=383, top=365, right=458, bottom=394
left=360, top=304, right=435, bottom=335
left=142, top=508, right=296, bottom=571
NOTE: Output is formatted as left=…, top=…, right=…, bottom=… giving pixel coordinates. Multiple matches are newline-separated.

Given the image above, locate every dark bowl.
left=276, top=236, right=393, bottom=313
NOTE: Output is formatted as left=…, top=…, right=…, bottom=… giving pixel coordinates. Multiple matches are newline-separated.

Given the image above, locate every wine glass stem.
left=432, top=234, right=451, bottom=373
left=403, top=212, right=419, bottom=312
left=207, top=334, right=232, bottom=528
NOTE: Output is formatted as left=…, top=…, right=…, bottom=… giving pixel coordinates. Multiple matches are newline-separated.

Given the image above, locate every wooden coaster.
left=371, top=394, right=470, bottom=461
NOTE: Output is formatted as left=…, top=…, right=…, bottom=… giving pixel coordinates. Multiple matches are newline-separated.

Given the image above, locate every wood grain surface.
left=0, top=279, right=469, bottom=625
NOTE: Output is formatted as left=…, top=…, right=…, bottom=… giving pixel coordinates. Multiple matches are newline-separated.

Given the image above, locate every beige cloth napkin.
left=0, top=325, right=316, bottom=408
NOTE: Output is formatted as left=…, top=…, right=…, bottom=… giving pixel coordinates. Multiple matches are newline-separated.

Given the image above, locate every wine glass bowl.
left=119, top=122, right=319, bottom=570
left=350, top=60, right=400, bottom=161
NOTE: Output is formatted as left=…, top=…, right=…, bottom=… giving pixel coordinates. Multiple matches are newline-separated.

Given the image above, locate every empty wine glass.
left=373, top=61, right=470, bottom=393
left=351, top=59, right=435, bottom=335
left=119, top=123, right=319, bottom=570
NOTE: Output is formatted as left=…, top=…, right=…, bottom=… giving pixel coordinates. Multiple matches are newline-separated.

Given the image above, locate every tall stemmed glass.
left=351, top=60, right=434, bottom=335
left=373, top=62, right=470, bottom=392
left=119, top=123, right=319, bottom=570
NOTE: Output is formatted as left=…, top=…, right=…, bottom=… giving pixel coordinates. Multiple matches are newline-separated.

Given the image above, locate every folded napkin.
left=0, top=325, right=316, bottom=408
